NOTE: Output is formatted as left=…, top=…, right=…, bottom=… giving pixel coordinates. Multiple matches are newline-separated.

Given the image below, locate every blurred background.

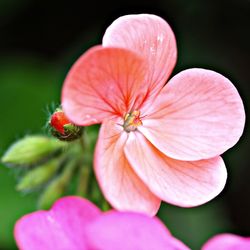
left=0, top=0, right=249, bottom=249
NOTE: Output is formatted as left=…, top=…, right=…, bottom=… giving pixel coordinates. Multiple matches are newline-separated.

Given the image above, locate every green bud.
left=1, top=135, right=66, bottom=167
left=38, top=176, right=66, bottom=210
left=51, top=123, right=83, bottom=141
left=38, top=158, right=78, bottom=209
left=16, top=158, right=61, bottom=191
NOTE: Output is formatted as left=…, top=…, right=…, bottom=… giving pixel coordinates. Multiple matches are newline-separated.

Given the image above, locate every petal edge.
left=125, top=132, right=227, bottom=207
left=141, top=68, right=245, bottom=161
left=94, top=119, right=161, bottom=215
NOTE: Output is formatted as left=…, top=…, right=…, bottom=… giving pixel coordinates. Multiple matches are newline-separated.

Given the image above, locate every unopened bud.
left=49, top=108, right=83, bottom=141
left=38, top=176, right=66, bottom=210
left=16, top=158, right=61, bottom=191
left=38, top=158, right=78, bottom=209
left=1, top=135, right=66, bottom=167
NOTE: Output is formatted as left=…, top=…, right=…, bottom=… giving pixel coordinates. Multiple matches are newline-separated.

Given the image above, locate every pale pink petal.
left=125, top=132, right=227, bottom=207
left=85, top=211, right=190, bottom=250
left=94, top=119, right=161, bottom=216
left=14, top=196, right=101, bottom=250
left=103, top=14, right=177, bottom=102
left=202, top=234, right=250, bottom=250
left=62, top=46, right=148, bottom=126
left=140, top=68, right=245, bottom=161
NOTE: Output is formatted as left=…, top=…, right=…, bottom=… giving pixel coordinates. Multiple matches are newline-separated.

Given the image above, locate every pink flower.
left=202, top=234, right=250, bottom=250
left=14, top=196, right=189, bottom=250
left=62, top=14, right=245, bottom=215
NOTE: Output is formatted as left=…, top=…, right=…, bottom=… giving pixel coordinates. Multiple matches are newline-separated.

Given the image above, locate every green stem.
left=76, top=165, right=90, bottom=197
left=75, top=126, right=110, bottom=212
left=102, top=199, right=111, bottom=211
left=79, top=133, right=85, bottom=152
left=76, top=129, right=93, bottom=197
left=60, top=157, right=79, bottom=183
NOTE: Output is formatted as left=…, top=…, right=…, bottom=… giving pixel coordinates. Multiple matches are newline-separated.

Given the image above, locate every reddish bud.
left=50, top=111, right=71, bottom=134
left=49, top=108, right=83, bottom=141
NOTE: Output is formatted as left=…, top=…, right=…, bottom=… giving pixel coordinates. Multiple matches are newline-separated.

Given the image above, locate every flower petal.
left=62, top=46, right=148, bottom=126
left=94, top=119, right=161, bottom=216
left=125, top=132, right=227, bottom=207
left=202, top=234, right=250, bottom=250
left=14, top=196, right=101, bottom=250
left=103, top=14, right=177, bottom=102
left=85, top=211, right=190, bottom=250
left=140, top=68, right=245, bottom=161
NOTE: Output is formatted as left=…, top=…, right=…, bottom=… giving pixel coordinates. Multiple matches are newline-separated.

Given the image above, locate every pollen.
left=123, top=110, right=142, bottom=132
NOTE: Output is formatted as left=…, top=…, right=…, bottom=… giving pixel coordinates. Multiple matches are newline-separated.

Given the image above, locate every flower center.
left=123, top=110, right=142, bottom=132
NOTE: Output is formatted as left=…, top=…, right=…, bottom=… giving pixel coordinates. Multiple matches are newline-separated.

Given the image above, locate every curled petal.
left=14, top=196, right=101, bottom=250
left=125, top=132, right=227, bottom=207
left=141, top=68, right=245, bottom=161
left=62, top=46, right=148, bottom=126
left=85, top=211, right=190, bottom=250
left=94, top=119, right=161, bottom=216
left=202, top=234, right=250, bottom=250
left=103, top=14, right=177, bottom=102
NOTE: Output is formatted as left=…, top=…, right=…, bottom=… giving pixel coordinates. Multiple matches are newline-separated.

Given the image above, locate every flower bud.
left=38, top=176, right=66, bottom=210
left=38, top=158, right=78, bottom=209
left=50, top=109, right=71, bottom=134
left=16, top=158, right=61, bottom=191
left=49, top=108, right=83, bottom=141
left=1, top=135, right=66, bottom=167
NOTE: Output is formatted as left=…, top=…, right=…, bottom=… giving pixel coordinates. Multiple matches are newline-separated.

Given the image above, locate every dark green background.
left=0, top=0, right=249, bottom=249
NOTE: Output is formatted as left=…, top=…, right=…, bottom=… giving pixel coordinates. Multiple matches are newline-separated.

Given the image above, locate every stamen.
left=123, top=110, right=142, bottom=132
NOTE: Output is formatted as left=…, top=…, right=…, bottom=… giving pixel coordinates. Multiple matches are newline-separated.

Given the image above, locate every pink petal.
left=103, top=14, right=177, bottom=103
left=202, top=234, right=250, bottom=250
left=62, top=46, right=148, bottom=126
left=94, top=119, right=161, bottom=216
left=125, top=132, right=227, bottom=207
left=140, top=68, right=245, bottom=161
left=14, top=196, right=101, bottom=250
left=85, top=211, right=190, bottom=250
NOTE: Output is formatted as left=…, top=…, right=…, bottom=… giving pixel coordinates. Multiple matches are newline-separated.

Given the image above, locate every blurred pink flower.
left=202, top=233, right=250, bottom=250
left=62, top=14, right=245, bottom=215
left=14, top=196, right=189, bottom=250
